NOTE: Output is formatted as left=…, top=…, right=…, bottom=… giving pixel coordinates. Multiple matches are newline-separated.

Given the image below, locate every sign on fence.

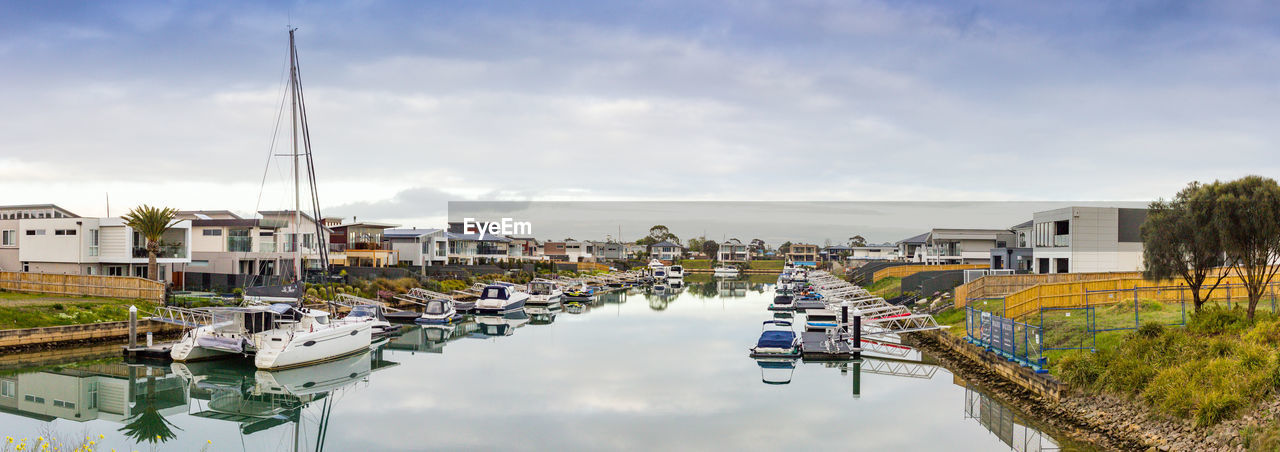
left=966, top=307, right=1046, bottom=372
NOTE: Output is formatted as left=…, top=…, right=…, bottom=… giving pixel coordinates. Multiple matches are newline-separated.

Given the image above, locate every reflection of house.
left=0, top=364, right=186, bottom=424
left=15, top=212, right=192, bottom=282
left=648, top=241, right=684, bottom=261
left=384, top=228, right=448, bottom=268
left=786, top=243, right=819, bottom=263
left=716, top=279, right=748, bottom=297
left=717, top=239, right=749, bottom=263
left=328, top=221, right=400, bottom=267
left=1027, top=206, right=1147, bottom=274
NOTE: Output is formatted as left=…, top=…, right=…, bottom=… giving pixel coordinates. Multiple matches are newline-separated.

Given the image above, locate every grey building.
left=1029, top=206, right=1147, bottom=274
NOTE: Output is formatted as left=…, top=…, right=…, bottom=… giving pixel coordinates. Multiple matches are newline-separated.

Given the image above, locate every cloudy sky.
left=2, top=1, right=1277, bottom=231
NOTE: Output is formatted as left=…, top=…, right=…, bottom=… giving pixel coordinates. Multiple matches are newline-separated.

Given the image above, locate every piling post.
left=850, top=358, right=862, bottom=399
left=128, top=305, right=138, bottom=348
left=852, top=308, right=862, bottom=359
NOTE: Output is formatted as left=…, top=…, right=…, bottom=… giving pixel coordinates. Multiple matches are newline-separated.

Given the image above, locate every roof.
left=332, top=222, right=400, bottom=230
left=721, top=238, right=744, bottom=245
left=0, top=204, right=80, bottom=217
left=824, top=245, right=854, bottom=251
left=897, top=232, right=929, bottom=244
left=446, top=232, right=512, bottom=242
left=177, top=210, right=242, bottom=220
left=384, top=228, right=443, bottom=238
left=650, top=240, right=683, bottom=248
left=190, top=218, right=263, bottom=227
left=1010, top=220, right=1033, bottom=230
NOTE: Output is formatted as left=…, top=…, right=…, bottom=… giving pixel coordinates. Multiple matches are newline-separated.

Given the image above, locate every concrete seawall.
left=912, top=329, right=1065, bottom=401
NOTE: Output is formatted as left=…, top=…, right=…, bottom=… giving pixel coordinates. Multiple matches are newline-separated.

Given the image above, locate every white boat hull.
left=171, top=327, right=243, bottom=362
left=253, top=322, right=373, bottom=370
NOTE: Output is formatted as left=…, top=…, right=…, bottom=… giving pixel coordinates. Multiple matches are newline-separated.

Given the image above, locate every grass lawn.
left=0, top=290, right=159, bottom=329
left=747, top=260, right=785, bottom=270
left=866, top=276, right=902, bottom=298
left=680, top=259, right=712, bottom=269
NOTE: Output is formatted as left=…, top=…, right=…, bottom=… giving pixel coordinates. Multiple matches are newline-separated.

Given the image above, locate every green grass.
left=0, top=291, right=160, bottom=329
left=747, top=260, right=785, bottom=270
left=1052, top=307, right=1280, bottom=428
left=866, top=276, right=902, bottom=298
left=680, top=259, right=713, bottom=269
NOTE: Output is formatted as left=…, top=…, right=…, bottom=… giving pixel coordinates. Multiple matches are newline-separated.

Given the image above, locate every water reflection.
left=963, top=382, right=1062, bottom=452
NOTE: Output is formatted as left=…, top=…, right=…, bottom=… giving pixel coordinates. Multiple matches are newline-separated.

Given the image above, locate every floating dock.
left=800, top=331, right=860, bottom=361
left=122, top=343, right=174, bottom=362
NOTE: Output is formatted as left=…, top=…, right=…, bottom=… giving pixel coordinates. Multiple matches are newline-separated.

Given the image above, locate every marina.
left=0, top=277, right=1069, bottom=451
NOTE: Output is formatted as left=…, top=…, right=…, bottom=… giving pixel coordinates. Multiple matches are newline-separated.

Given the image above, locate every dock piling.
left=128, top=305, right=137, bottom=348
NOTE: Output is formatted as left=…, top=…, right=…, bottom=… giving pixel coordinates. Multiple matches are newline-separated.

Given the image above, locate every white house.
left=648, top=241, right=684, bottom=261
left=16, top=216, right=192, bottom=282
left=385, top=228, right=448, bottom=268
left=717, top=239, right=750, bottom=262
left=1029, top=206, right=1147, bottom=274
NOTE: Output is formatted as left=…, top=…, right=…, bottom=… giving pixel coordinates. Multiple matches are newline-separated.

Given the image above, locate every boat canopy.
left=481, top=285, right=511, bottom=300
left=424, top=300, right=449, bottom=315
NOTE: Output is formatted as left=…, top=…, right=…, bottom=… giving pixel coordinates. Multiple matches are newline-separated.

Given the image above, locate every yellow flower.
left=98, top=435, right=103, bottom=440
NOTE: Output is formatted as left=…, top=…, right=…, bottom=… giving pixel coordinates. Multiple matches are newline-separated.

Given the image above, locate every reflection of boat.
left=668, top=265, right=684, bottom=279
left=526, top=305, right=559, bottom=325
left=598, top=291, right=625, bottom=304
left=474, top=284, right=529, bottom=314
left=750, top=320, right=800, bottom=358
left=713, top=266, right=739, bottom=277
left=527, top=279, right=563, bottom=305
left=416, top=298, right=465, bottom=324
left=474, top=310, right=531, bottom=337
left=755, top=358, right=796, bottom=385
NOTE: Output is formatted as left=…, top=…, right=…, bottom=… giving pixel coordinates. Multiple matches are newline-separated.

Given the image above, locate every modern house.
left=563, top=241, right=595, bottom=262
left=542, top=241, right=568, bottom=262
left=895, top=232, right=929, bottom=262
left=447, top=232, right=515, bottom=264
left=384, top=228, right=448, bottom=269
left=508, top=236, right=541, bottom=259
left=989, top=220, right=1034, bottom=272
left=648, top=241, right=684, bottom=261
left=824, top=244, right=897, bottom=261
left=919, top=228, right=1015, bottom=265
left=15, top=215, right=192, bottom=282
left=592, top=241, right=627, bottom=261
left=1027, top=206, right=1147, bottom=274
left=180, top=210, right=299, bottom=279
left=328, top=221, right=400, bottom=268
left=717, top=239, right=750, bottom=262
left=256, top=211, right=330, bottom=271
left=786, top=243, right=819, bottom=264
left=0, top=204, right=81, bottom=273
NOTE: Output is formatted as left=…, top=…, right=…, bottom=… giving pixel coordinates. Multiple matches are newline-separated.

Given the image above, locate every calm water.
left=0, top=278, right=1069, bottom=451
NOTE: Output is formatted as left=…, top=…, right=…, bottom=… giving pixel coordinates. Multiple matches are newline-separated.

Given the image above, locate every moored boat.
left=474, top=283, right=530, bottom=314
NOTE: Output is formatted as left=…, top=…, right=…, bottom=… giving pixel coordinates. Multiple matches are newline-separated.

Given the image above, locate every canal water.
left=0, top=278, right=1071, bottom=451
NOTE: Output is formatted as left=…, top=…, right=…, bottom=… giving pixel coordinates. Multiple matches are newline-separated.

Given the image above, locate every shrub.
left=1190, top=307, right=1250, bottom=335
left=1196, top=390, right=1242, bottom=428
left=1137, top=321, right=1165, bottom=338
left=1055, top=351, right=1102, bottom=388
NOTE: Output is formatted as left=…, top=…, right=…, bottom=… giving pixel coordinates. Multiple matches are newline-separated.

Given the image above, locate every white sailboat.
left=172, top=29, right=371, bottom=369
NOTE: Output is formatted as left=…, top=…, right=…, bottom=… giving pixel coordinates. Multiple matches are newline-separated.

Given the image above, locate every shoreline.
left=907, top=330, right=1254, bottom=451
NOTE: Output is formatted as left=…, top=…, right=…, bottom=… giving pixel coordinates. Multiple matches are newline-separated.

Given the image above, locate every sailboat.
left=172, top=29, right=372, bottom=369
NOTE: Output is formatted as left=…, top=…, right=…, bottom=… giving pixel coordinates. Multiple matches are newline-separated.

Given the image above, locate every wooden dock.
left=800, top=331, right=860, bottom=361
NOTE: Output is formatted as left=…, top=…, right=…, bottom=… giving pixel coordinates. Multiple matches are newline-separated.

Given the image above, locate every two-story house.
left=384, top=228, right=448, bottom=269
left=648, top=241, right=684, bottom=261
left=786, top=243, right=819, bottom=264
left=717, top=239, right=750, bottom=263
left=16, top=214, right=192, bottom=282
left=1028, top=206, right=1147, bottom=274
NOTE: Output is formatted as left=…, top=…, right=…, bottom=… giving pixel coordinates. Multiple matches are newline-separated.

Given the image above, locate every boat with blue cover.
left=415, top=298, right=465, bottom=325
left=769, top=294, right=796, bottom=311
left=474, top=284, right=529, bottom=315
left=749, top=320, right=800, bottom=358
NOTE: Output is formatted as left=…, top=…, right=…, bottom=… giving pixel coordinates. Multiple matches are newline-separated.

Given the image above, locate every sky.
left=1, top=1, right=1277, bottom=236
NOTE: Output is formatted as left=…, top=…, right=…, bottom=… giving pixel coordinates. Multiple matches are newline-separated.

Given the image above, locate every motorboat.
left=473, top=283, right=529, bottom=314
left=668, top=265, right=684, bottom=279
left=527, top=279, right=563, bottom=305
left=564, top=282, right=596, bottom=302
left=749, top=320, right=800, bottom=358
left=335, top=304, right=400, bottom=338
left=713, top=266, right=740, bottom=278
left=769, top=294, right=796, bottom=311
left=170, top=306, right=274, bottom=362
left=253, top=303, right=374, bottom=370
left=416, top=298, right=465, bottom=325
left=648, top=259, right=667, bottom=281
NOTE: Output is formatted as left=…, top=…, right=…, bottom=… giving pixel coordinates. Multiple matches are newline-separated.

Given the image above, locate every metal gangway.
left=148, top=306, right=215, bottom=328
left=806, top=270, right=945, bottom=336
left=328, top=293, right=403, bottom=312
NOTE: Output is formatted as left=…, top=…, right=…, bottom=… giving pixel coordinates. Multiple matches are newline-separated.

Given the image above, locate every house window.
left=24, top=395, right=45, bottom=404
left=22, top=263, right=29, bottom=272
left=88, top=229, right=99, bottom=256
left=53, top=399, right=75, bottom=409
left=133, top=266, right=148, bottom=278
left=106, top=266, right=124, bottom=276
left=87, top=381, right=97, bottom=409
left=26, top=229, right=45, bottom=236
left=202, top=229, right=222, bottom=236
left=1, top=380, right=14, bottom=398
left=54, top=229, right=76, bottom=236
left=1, top=230, right=14, bottom=246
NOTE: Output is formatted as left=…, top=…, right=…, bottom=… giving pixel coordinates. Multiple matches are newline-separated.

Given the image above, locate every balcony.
left=1053, top=235, right=1070, bottom=247
left=259, top=242, right=277, bottom=253
left=228, top=236, right=253, bottom=253
left=132, top=244, right=187, bottom=259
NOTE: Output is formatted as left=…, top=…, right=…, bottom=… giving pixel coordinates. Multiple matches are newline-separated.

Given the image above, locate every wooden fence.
left=955, top=272, right=1143, bottom=308
left=0, top=272, right=164, bottom=302
left=1002, top=274, right=1263, bottom=319
left=873, top=264, right=987, bottom=282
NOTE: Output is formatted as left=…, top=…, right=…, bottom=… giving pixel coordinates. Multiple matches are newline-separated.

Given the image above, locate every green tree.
left=1211, top=176, right=1280, bottom=321
left=779, top=241, right=792, bottom=254
left=1141, top=182, right=1225, bottom=312
left=848, top=235, right=866, bottom=247
left=122, top=205, right=180, bottom=283
left=646, top=225, right=680, bottom=245
left=749, top=238, right=766, bottom=253
left=702, top=240, right=720, bottom=261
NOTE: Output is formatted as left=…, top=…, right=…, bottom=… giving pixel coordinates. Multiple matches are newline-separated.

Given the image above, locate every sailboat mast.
left=289, top=29, right=303, bottom=284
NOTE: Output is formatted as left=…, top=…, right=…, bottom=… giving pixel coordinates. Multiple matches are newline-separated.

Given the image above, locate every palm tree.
left=122, top=205, right=180, bottom=282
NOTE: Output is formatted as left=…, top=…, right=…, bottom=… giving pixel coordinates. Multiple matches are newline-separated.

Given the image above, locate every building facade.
left=1029, top=206, right=1147, bottom=274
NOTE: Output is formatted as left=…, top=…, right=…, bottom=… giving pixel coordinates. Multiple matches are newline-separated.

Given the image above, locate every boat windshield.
left=425, top=301, right=447, bottom=315
left=482, top=287, right=508, bottom=300
left=530, top=283, right=552, bottom=295
left=349, top=306, right=376, bottom=318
